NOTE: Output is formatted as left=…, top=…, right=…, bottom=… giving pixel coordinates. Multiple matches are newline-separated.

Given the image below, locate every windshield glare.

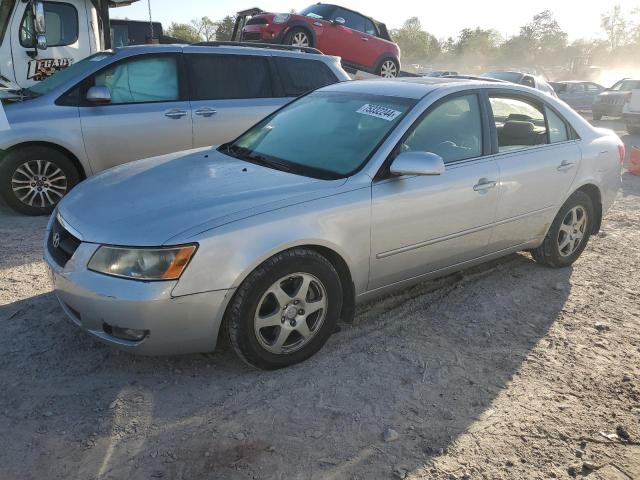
left=298, top=4, right=336, bottom=19
left=226, top=91, right=415, bottom=178
left=27, top=52, right=113, bottom=95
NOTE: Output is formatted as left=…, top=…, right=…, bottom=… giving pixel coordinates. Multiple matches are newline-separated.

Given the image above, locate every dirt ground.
left=0, top=121, right=639, bottom=480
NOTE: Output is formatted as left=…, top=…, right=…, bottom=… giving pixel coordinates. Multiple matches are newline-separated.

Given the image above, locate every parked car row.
left=44, top=76, right=622, bottom=369
left=0, top=43, right=350, bottom=215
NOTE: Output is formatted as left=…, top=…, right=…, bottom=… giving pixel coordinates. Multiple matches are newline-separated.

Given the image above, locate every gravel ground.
left=0, top=122, right=639, bottom=480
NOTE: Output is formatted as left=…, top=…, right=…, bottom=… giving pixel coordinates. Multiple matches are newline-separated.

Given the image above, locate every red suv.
left=241, top=4, right=401, bottom=77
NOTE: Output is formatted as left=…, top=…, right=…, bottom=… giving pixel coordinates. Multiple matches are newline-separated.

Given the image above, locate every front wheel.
left=377, top=58, right=399, bottom=78
left=531, top=191, right=595, bottom=268
left=0, top=146, right=80, bottom=215
left=226, top=248, right=343, bottom=370
left=627, top=124, right=640, bottom=135
left=592, top=111, right=603, bottom=121
left=284, top=28, right=312, bottom=48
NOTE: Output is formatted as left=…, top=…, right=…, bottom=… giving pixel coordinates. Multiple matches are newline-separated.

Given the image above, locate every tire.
left=531, top=191, right=595, bottom=268
left=592, top=111, right=602, bottom=121
left=226, top=248, right=343, bottom=370
left=0, top=146, right=80, bottom=215
left=284, top=27, right=312, bottom=48
left=377, top=58, right=399, bottom=78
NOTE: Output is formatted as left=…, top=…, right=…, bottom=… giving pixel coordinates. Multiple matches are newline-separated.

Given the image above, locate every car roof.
left=113, top=43, right=335, bottom=61
left=321, top=77, right=524, bottom=99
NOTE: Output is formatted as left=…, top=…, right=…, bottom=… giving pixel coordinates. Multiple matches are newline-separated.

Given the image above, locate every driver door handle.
left=164, top=108, right=188, bottom=119
left=361, top=37, right=369, bottom=41
left=473, top=179, right=497, bottom=192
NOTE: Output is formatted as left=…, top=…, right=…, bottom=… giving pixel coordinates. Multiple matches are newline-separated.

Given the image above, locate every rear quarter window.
left=274, top=57, right=338, bottom=97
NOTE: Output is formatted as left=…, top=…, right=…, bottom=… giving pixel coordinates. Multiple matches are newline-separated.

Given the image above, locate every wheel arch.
left=569, top=183, right=602, bottom=234
left=2, top=141, right=88, bottom=180
left=282, top=23, right=317, bottom=46
left=224, top=243, right=357, bottom=326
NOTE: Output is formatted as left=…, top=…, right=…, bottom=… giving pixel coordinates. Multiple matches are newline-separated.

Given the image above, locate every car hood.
left=57, top=147, right=347, bottom=246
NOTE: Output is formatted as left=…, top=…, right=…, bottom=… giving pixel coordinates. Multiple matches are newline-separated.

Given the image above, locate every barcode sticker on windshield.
left=356, top=104, right=402, bottom=121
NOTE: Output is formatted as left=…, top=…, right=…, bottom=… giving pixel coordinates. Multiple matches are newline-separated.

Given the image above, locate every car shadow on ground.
left=0, top=251, right=574, bottom=479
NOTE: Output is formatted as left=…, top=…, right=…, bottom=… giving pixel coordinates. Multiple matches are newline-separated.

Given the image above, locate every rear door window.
left=489, top=96, right=548, bottom=152
left=364, top=19, right=377, bottom=36
left=187, top=54, right=274, bottom=100
left=274, top=57, right=338, bottom=97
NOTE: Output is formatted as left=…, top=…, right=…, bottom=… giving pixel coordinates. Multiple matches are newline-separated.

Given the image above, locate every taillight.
left=618, top=143, right=626, bottom=166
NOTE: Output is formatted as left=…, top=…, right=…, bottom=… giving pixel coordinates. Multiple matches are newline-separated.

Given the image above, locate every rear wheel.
left=531, top=191, right=595, bottom=268
left=226, top=248, right=342, bottom=370
left=0, top=146, right=80, bottom=215
left=285, top=28, right=312, bottom=47
left=377, top=58, right=399, bottom=78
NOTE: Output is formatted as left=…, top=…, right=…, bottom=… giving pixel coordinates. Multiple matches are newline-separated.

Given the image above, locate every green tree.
left=166, top=22, right=201, bottom=43
left=215, top=15, right=236, bottom=41
left=454, top=27, right=502, bottom=62
left=390, top=17, right=440, bottom=63
left=192, top=16, right=217, bottom=42
left=601, top=5, right=628, bottom=50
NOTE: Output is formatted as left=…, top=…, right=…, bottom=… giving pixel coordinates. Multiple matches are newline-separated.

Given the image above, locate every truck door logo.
left=27, top=58, right=74, bottom=81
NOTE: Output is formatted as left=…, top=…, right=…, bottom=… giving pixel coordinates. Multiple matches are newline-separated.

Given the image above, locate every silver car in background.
left=0, top=43, right=349, bottom=215
left=549, top=81, right=604, bottom=110
left=45, top=78, right=622, bottom=370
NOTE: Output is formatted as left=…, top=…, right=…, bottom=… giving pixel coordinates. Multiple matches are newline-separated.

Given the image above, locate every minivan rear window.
left=187, top=54, right=273, bottom=100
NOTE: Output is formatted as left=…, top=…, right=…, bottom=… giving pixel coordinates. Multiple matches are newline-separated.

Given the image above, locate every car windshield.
left=298, top=4, right=336, bottom=19
left=27, top=52, right=114, bottom=96
left=481, top=71, right=524, bottom=83
left=223, top=91, right=416, bottom=179
left=611, top=80, right=640, bottom=91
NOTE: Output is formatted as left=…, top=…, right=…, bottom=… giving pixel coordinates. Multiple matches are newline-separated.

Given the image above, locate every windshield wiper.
left=225, top=144, right=293, bottom=173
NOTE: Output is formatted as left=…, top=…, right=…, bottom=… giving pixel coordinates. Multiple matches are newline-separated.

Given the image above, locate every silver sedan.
left=45, top=78, right=623, bottom=369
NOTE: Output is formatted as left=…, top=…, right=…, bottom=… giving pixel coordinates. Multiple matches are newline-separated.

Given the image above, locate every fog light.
left=103, top=323, right=148, bottom=341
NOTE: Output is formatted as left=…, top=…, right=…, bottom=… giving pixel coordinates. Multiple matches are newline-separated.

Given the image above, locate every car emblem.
left=52, top=232, right=61, bottom=249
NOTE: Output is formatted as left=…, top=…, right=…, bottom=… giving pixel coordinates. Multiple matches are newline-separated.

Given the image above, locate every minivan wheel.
left=226, top=248, right=343, bottom=370
left=0, top=146, right=80, bottom=215
left=285, top=28, right=312, bottom=47
left=531, top=191, right=595, bottom=268
left=378, top=58, right=399, bottom=78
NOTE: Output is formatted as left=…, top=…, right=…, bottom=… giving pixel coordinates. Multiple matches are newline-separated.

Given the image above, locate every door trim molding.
left=376, top=205, right=555, bottom=259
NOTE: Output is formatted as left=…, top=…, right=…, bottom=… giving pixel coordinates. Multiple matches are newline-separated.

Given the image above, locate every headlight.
left=273, top=13, right=290, bottom=24
left=88, top=245, right=197, bottom=281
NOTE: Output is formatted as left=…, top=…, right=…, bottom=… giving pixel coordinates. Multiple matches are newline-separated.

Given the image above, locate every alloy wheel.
left=557, top=206, right=587, bottom=257
left=11, top=160, right=68, bottom=208
left=254, top=272, right=327, bottom=354
left=380, top=60, right=398, bottom=78
left=291, top=32, right=310, bottom=47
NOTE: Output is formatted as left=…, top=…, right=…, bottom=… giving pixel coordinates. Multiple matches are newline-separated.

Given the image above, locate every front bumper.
left=593, top=102, right=624, bottom=117
left=241, top=24, right=287, bottom=43
left=44, top=225, right=233, bottom=355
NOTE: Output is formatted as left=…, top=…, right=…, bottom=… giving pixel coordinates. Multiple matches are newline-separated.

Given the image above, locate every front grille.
left=48, top=217, right=81, bottom=267
left=603, top=97, right=625, bottom=106
left=241, top=32, right=262, bottom=41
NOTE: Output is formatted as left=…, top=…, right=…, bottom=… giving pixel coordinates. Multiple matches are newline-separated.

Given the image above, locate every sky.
left=112, top=0, right=640, bottom=41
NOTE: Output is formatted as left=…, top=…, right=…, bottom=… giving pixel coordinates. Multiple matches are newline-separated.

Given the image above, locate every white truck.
left=0, top=0, right=139, bottom=90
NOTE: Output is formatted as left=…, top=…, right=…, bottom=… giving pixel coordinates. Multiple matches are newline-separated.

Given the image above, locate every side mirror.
left=33, top=1, right=47, bottom=50
left=390, top=151, right=445, bottom=176
left=86, top=86, right=112, bottom=104
left=332, top=17, right=345, bottom=25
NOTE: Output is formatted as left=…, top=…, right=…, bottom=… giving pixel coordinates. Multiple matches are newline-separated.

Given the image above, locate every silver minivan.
left=0, top=43, right=349, bottom=215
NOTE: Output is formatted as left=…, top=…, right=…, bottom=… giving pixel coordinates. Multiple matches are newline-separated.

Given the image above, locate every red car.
left=241, top=3, right=401, bottom=77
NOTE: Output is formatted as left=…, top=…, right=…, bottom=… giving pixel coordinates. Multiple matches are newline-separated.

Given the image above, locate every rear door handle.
left=164, top=109, right=188, bottom=119
left=557, top=160, right=576, bottom=171
left=473, top=179, right=497, bottom=192
left=361, top=37, right=369, bottom=41
left=194, top=107, right=217, bottom=117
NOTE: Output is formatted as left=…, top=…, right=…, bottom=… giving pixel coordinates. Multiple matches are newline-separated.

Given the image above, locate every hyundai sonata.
left=45, top=78, right=622, bottom=369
